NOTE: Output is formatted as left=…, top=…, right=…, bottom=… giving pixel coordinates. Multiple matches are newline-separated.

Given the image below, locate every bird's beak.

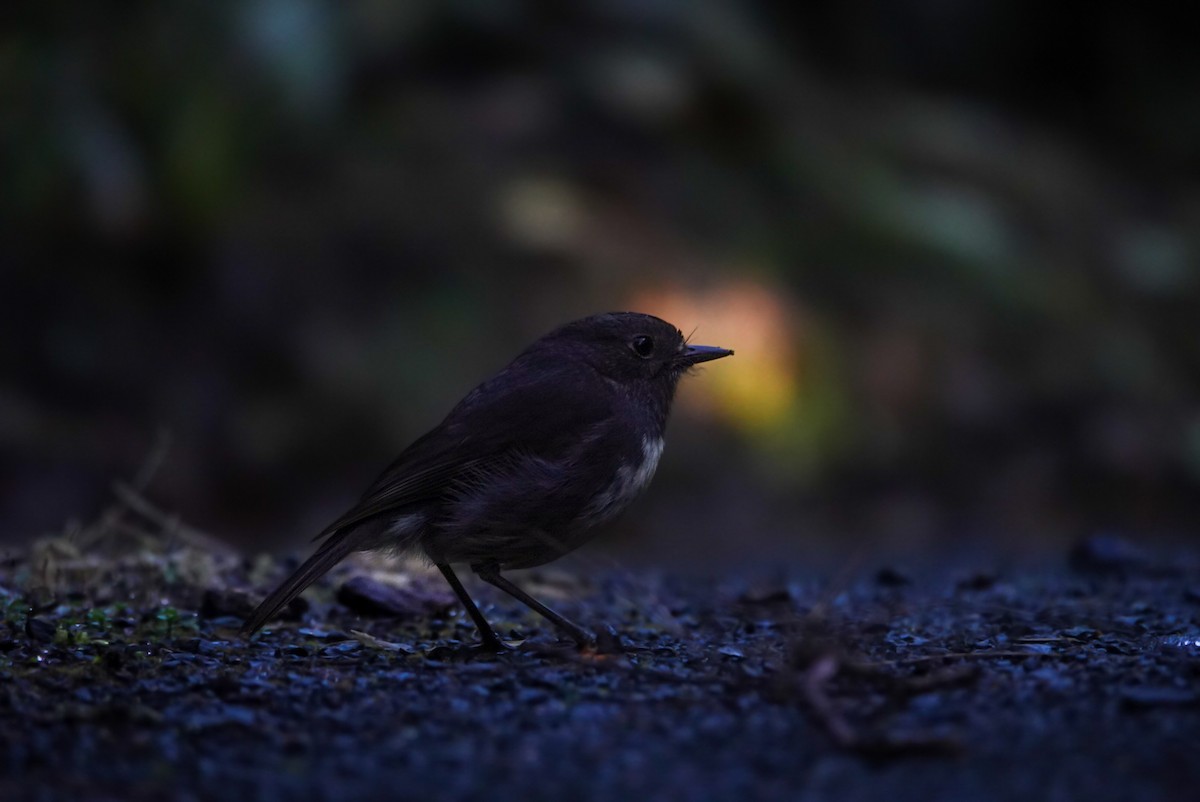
left=676, top=344, right=734, bottom=366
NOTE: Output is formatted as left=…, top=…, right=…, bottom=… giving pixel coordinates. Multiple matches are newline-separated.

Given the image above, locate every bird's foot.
left=476, top=634, right=518, bottom=653
left=521, top=626, right=625, bottom=660
left=425, top=636, right=517, bottom=661
left=591, top=625, right=625, bottom=655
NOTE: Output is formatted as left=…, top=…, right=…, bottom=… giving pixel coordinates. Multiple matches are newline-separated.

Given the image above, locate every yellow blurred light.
left=630, top=278, right=801, bottom=434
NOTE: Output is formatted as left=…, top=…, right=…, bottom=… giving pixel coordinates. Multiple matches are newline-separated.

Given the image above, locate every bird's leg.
left=472, top=562, right=594, bottom=647
left=436, top=563, right=507, bottom=651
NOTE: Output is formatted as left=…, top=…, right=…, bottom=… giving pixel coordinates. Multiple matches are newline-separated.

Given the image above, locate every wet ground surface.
left=2, top=532, right=1199, bottom=802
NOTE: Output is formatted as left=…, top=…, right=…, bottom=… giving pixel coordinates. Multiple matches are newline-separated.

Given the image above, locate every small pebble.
left=25, top=618, right=57, bottom=644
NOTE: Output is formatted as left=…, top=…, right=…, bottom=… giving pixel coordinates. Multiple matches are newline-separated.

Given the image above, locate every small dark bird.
left=242, top=312, right=732, bottom=649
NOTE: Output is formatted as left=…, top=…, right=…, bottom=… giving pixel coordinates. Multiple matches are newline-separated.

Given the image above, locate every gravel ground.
left=2, top=528, right=1199, bottom=802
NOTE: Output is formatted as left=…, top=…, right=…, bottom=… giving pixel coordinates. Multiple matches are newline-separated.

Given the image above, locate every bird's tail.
left=240, top=532, right=360, bottom=636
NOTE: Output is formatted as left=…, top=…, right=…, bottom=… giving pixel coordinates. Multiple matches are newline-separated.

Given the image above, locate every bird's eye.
left=630, top=335, right=654, bottom=358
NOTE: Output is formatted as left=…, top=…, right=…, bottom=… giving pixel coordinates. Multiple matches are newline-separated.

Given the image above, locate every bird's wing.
left=311, top=359, right=614, bottom=541
left=307, top=442, right=476, bottom=541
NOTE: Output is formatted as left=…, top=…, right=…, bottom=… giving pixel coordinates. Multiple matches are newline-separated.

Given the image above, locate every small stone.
left=737, top=583, right=794, bottom=605
left=875, top=567, right=912, bottom=587
left=1069, top=533, right=1148, bottom=574
left=955, top=572, right=997, bottom=592
left=202, top=587, right=309, bottom=622
left=25, top=618, right=56, bottom=644
left=337, top=576, right=453, bottom=618
left=200, top=588, right=257, bottom=619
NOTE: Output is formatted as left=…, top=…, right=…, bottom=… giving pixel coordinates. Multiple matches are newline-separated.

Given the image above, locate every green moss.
left=2, top=597, right=28, bottom=626
left=140, top=605, right=199, bottom=641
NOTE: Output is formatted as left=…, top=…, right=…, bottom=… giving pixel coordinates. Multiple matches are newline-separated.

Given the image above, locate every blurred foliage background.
left=3, top=1, right=1198, bottom=572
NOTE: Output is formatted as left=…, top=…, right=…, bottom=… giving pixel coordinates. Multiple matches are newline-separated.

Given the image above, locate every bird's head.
left=545, top=312, right=733, bottom=386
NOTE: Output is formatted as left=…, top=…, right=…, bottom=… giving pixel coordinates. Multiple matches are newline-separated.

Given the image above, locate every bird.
left=241, top=312, right=733, bottom=649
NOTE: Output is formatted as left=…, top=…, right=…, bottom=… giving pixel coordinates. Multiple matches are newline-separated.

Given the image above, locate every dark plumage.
left=242, top=312, right=732, bottom=648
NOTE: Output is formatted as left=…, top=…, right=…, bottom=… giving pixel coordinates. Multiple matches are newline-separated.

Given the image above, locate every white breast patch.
left=584, top=436, right=665, bottom=524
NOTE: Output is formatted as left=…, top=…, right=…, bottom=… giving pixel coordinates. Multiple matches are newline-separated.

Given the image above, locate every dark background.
left=4, top=1, right=1199, bottom=573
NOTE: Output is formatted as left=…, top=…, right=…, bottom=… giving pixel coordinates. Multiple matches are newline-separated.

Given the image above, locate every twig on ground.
left=861, top=649, right=1069, bottom=668
left=802, top=653, right=856, bottom=747
left=78, top=428, right=173, bottom=549
left=793, top=645, right=966, bottom=757
left=110, top=482, right=233, bottom=555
